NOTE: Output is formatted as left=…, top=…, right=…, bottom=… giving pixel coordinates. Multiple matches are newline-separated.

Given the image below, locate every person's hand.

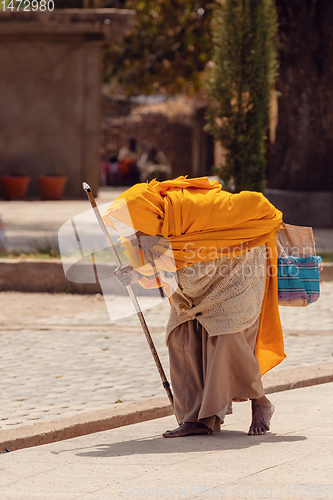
left=114, top=265, right=141, bottom=287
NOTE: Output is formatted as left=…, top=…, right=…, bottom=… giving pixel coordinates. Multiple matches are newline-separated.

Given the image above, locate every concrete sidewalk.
left=0, top=383, right=332, bottom=500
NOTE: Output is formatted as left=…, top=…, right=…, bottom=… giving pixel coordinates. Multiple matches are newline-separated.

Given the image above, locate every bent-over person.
left=103, top=176, right=285, bottom=437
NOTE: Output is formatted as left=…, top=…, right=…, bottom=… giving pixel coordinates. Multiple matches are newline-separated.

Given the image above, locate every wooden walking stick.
left=82, top=182, right=176, bottom=416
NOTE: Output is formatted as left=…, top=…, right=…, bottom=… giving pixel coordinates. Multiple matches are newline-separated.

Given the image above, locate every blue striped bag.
left=276, top=223, right=322, bottom=307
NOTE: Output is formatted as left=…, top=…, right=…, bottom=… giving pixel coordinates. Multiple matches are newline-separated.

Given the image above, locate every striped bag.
left=276, top=223, right=322, bottom=307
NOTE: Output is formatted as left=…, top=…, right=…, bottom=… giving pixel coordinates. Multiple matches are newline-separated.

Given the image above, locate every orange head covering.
left=104, top=176, right=282, bottom=260
left=104, top=176, right=285, bottom=374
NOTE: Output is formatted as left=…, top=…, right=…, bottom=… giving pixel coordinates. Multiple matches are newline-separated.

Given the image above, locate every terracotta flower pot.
left=37, top=176, right=67, bottom=200
left=1, top=175, right=31, bottom=200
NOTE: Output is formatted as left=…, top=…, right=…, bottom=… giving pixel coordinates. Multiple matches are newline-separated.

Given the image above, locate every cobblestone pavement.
left=0, top=282, right=332, bottom=430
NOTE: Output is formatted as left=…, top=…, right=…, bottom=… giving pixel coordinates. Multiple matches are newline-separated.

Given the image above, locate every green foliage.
left=55, top=0, right=83, bottom=7
left=0, top=0, right=11, bottom=9
left=319, top=253, right=333, bottom=263
left=205, top=0, right=278, bottom=192
left=0, top=238, right=60, bottom=259
left=103, top=1, right=216, bottom=95
left=0, top=250, right=60, bottom=259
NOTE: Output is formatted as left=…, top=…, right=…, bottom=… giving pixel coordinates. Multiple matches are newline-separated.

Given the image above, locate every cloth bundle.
left=276, top=223, right=322, bottom=307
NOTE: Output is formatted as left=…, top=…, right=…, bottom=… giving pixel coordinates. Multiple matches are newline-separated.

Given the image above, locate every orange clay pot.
left=37, top=176, right=67, bottom=200
left=1, top=175, right=31, bottom=200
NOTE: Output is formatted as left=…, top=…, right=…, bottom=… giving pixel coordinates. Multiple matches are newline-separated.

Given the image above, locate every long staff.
left=82, top=182, right=176, bottom=415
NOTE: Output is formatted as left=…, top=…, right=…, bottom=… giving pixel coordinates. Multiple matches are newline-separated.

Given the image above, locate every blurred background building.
left=0, top=9, right=135, bottom=199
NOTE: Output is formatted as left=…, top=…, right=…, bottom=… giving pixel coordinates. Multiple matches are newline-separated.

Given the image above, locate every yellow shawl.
left=104, top=176, right=285, bottom=375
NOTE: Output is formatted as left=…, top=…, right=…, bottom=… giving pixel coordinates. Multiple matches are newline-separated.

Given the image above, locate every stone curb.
left=0, top=398, right=174, bottom=453
left=0, top=259, right=332, bottom=293
left=0, top=258, right=104, bottom=294
left=1, top=362, right=332, bottom=453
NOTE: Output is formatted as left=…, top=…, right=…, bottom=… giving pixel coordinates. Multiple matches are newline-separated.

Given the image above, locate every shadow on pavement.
left=53, top=431, right=307, bottom=458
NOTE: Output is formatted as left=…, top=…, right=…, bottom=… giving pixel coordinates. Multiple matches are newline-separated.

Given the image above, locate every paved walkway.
left=0, top=282, right=332, bottom=430
left=1, top=383, right=332, bottom=499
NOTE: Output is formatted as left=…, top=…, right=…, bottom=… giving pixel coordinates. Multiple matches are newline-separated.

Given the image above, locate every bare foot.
left=248, top=396, right=275, bottom=436
left=162, top=422, right=212, bottom=438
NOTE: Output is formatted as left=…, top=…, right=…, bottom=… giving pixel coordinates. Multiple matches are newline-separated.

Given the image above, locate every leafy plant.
left=103, top=1, right=216, bottom=96
left=205, top=0, right=278, bottom=192
left=0, top=238, right=60, bottom=259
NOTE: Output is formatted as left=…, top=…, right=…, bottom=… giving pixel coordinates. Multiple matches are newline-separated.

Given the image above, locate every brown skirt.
left=167, top=318, right=265, bottom=431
